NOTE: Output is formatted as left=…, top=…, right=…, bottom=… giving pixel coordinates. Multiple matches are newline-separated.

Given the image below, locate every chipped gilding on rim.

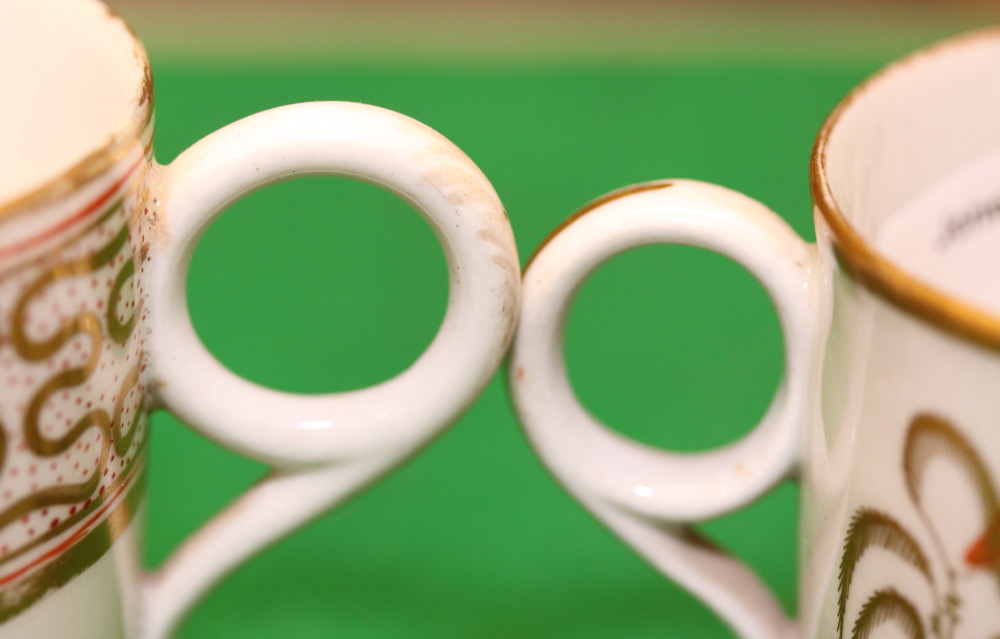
left=0, top=2, right=154, bottom=221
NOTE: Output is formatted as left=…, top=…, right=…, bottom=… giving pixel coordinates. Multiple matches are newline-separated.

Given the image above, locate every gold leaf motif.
left=904, top=413, right=998, bottom=532
left=851, top=588, right=926, bottom=639
left=838, top=508, right=934, bottom=639
left=839, top=413, right=1000, bottom=637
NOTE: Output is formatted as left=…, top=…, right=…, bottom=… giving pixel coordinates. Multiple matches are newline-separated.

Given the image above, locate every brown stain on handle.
left=525, top=181, right=674, bottom=270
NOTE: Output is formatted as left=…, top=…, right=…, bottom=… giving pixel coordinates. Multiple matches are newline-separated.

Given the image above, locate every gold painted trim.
left=0, top=3, right=154, bottom=220
left=0, top=155, right=145, bottom=280
left=810, top=26, right=1000, bottom=351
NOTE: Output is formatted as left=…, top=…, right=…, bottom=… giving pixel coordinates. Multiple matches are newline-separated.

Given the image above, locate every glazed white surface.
left=877, top=149, right=1000, bottom=316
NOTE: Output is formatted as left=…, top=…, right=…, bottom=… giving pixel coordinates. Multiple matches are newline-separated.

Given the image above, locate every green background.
left=121, top=9, right=994, bottom=637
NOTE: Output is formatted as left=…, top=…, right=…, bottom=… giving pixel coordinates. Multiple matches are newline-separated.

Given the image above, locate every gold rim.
left=810, top=25, right=1000, bottom=351
left=0, top=2, right=153, bottom=220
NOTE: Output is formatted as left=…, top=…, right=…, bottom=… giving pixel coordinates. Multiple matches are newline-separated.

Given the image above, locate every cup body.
left=0, top=2, right=153, bottom=635
left=0, top=159, right=148, bottom=638
left=804, top=29, right=1000, bottom=638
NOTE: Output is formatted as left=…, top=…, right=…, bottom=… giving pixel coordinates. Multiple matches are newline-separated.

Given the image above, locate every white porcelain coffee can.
left=510, top=28, right=1000, bottom=639
left=0, top=1, right=520, bottom=637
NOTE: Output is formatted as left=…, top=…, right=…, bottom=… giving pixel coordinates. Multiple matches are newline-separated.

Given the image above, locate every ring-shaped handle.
left=511, top=180, right=818, bottom=521
left=136, top=102, right=520, bottom=639
left=143, top=101, right=521, bottom=468
left=509, top=179, right=823, bottom=639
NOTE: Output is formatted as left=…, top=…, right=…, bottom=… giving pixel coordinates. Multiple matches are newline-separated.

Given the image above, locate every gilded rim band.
left=810, top=26, right=1000, bottom=351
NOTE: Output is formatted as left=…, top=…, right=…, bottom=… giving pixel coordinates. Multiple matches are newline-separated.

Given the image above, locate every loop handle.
left=510, top=179, right=822, bottom=639
left=138, top=102, right=520, bottom=639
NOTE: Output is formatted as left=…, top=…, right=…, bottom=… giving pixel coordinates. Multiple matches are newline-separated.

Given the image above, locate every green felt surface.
left=140, top=58, right=885, bottom=638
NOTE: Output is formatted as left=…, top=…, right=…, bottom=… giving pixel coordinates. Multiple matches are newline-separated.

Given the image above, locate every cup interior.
left=819, top=31, right=1000, bottom=241
left=0, top=0, right=148, bottom=208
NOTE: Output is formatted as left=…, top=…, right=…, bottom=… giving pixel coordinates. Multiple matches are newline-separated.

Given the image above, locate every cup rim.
left=0, top=0, right=153, bottom=220
left=810, top=25, right=1000, bottom=350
